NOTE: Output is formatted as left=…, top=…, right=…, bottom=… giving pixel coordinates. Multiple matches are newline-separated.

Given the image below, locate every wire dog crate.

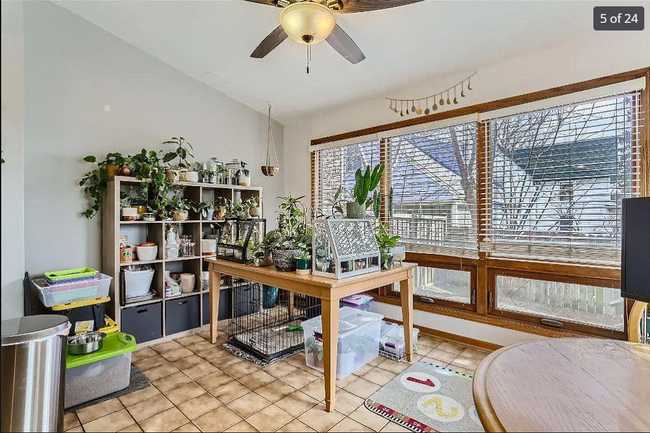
left=227, top=279, right=321, bottom=363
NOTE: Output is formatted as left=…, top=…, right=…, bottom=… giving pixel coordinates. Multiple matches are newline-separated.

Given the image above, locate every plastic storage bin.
left=340, top=294, right=373, bottom=311
left=64, top=332, right=136, bottom=409
left=123, top=269, right=155, bottom=298
left=302, top=307, right=383, bottom=379
left=379, top=322, right=419, bottom=361
left=33, top=274, right=112, bottom=308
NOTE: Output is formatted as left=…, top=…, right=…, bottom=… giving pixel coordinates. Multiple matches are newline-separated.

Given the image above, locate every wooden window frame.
left=311, top=67, right=650, bottom=340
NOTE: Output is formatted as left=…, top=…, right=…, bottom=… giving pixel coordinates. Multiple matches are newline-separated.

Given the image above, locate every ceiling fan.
left=247, top=0, right=422, bottom=67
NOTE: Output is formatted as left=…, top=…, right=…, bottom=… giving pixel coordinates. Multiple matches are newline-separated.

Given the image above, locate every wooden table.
left=207, top=259, right=417, bottom=412
left=473, top=338, right=650, bottom=432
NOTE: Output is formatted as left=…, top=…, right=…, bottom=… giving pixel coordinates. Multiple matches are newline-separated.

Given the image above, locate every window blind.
left=388, top=121, right=479, bottom=258
left=311, top=139, right=381, bottom=217
left=480, top=91, right=644, bottom=264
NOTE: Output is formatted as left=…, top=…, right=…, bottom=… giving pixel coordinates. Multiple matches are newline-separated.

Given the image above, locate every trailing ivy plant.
left=131, top=149, right=172, bottom=220
left=79, top=152, right=131, bottom=219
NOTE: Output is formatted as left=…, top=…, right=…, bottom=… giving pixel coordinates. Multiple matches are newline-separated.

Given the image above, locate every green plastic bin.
left=64, top=333, right=137, bottom=408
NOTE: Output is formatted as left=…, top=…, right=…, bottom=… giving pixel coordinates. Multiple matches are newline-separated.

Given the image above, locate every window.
left=495, top=274, right=624, bottom=331
left=481, top=94, right=640, bottom=265
left=389, top=122, right=478, bottom=258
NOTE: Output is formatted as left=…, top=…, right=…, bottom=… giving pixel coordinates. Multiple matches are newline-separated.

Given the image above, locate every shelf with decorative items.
left=94, top=165, right=262, bottom=344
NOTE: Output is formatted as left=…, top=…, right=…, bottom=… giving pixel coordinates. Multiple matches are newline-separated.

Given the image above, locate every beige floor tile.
left=263, top=361, right=297, bottom=378
left=211, top=381, right=250, bottom=403
left=436, top=341, right=467, bottom=355
left=353, top=363, right=374, bottom=377
left=76, top=398, right=124, bottom=424
left=119, top=385, right=161, bottom=407
left=280, top=369, right=319, bottom=389
left=184, top=362, right=219, bottom=380
left=300, top=379, right=325, bottom=402
left=152, top=371, right=192, bottom=392
left=246, top=405, right=294, bottom=432
left=186, top=340, right=215, bottom=354
left=224, top=421, right=258, bottom=432
left=177, top=393, right=222, bottom=420
left=344, top=378, right=381, bottom=399
left=332, top=390, right=364, bottom=416
left=415, top=345, right=433, bottom=357
left=164, top=381, right=206, bottom=406
left=380, top=421, right=411, bottom=432
left=143, top=363, right=179, bottom=382
left=368, top=356, right=383, bottom=366
left=194, top=406, right=242, bottom=432
left=134, top=355, right=170, bottom=372
left=228, top=392, right=272, bottom=418
left=298, top=406, right=345, bottom=432
left=210, top=353, right=244, bottom=370
left=64, top=412, right=80, bottom=430
left=195, top=348, right=227, bottom=362
left=139, top=407, right=189, bottom=433
left=132, top=347, right=158, bottom=363
left=239, top=369, right=275, bottom=390
left=458, top=347, right=490, bottom=360
left=196, top=371, right=232, bottom=392
left=197, top=330, right=212, bottom=340
left=363, top=368, right=396, bottom=386
left=126, top=393, right=174, bottom=423
left=172, top=354, right=205, bottom=370
left=152, top=340, right=184, bottom=354
left=175, top=334, right=205, bottom=347
left=118, top=424, right=143, bottom=432
left=335, top=374, right=358, bottom=388
left=83, top=408, right=135, bottom=433
left=375, top=359, right=410, bottom=375
left=423, top=349, right=457, bottom=365
left=418, top=334, right=443, bottom=348
left=277, top=419, right=316, bottom=432
left=349, top=405, right=389, bottom=431
left=275, top=391, right=319, bottom=417
left=449, top=356, right=481, bottom=371
left=255, top=380, right=295, bottom=403
left=172, top=423, right=201, bottom=432
left=329, top=417, right=373, bottom=432
left=224, top=360, right=259, bottom=379
left=285, top=352, right=307, bottom=368
left=65, top=427, right=84, bottom=432
left=162, top=347, right=194, bottom=362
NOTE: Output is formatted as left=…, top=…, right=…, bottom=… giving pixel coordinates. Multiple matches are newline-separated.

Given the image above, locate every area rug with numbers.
left=364, top=361, right=484, bottom=432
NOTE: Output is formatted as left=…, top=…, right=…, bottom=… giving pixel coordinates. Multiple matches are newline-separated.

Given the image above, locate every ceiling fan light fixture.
left=279, top=2, right=336, bottom=45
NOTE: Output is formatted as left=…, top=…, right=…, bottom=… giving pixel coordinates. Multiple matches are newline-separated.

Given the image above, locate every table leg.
left=210, top=271, right=221, bottom=344
left=321, top=299, right=339, bottom=412
left=400, top=272, right=414, bottom=362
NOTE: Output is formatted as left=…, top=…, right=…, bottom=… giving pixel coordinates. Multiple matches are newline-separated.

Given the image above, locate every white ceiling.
left=56, top=0, right=601, bottom=124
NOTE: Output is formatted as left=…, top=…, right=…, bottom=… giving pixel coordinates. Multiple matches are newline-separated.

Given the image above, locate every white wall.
left=21, top=1, right=284, bottom=281
left=1, top=0, right=26, bottom=319
left=284, top=23, right=650, bottom=346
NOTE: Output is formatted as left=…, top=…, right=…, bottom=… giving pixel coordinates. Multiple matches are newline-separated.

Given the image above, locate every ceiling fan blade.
left=326, top=24, right=365, bottom=64
left=337, top=0, right=423, bottom=14
left=251, top=26, right=288, bottom=58
left=244, top=0, right=279, bottom=8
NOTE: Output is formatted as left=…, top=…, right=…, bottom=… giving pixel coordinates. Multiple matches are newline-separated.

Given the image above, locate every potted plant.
left=120, top=192, right=138, bottom=221
left=185, top=162, right=201, bottom=183
left=271, top=194, right=311, bottom=272
left=247, top=197, right=261, bottom=217
left=162, top=136, right=194, bottom=181
left=169, top=191, right=193, bottom=221
left=80, top=152, right=132, bottom=219
left=196, top=200, right=214, bottom=220
left=375, top=221, right=400, bottom=269
left=214, top=196, right=230, bottom=221
left=296, top=249, right=311, bottom=275
left=202, top=168, right=215, bottom=184
left=131, top=149, right=172, bottom=220
left=347, top=164, right=384, bottom=219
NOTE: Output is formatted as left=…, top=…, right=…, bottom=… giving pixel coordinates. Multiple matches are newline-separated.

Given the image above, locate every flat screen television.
left=621, top=197, right=650, bottom=303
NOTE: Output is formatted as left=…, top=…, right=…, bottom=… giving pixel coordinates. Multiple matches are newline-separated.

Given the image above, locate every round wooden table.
left=473, top=338, right=650, bottom=432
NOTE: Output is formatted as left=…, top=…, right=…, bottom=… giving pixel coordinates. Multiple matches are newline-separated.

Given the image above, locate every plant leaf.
left=83, top=155, right=96, bottom=163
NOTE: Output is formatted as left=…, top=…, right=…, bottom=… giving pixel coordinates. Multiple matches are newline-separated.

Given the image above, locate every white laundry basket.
left=123, top=269, right=154, bottom=298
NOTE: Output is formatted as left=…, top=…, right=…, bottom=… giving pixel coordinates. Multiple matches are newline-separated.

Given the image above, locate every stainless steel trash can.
left=1, top=315, right=71, bottom=432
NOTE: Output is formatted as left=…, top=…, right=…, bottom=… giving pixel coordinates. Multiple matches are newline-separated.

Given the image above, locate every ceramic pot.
left=106, top=164, right=119, bottom=177
left=121, top=207, right=138, bottom=221
left=249, top=207, right=261, bottom=217
left=172, top=210, right=188, bottom=221
left=272, top=248, right=301, bottom=272
left=295, top=258, right=311, bottom=275
left=186, top=171, right=199, bottom=183
left=166, top=169, right=180, bottom=182
left=215, top=206, right=226, bottom=221
left=202, top=207, right=214, bottom=221
left=179, top=170, right=187, bottom=181
left=262, top=285, right=279, bottom=309
left=180, top=273, right=195, bottom=293
left=346, top=202, right=366, bottom=219
left=118, top=164, right=132, bottom=176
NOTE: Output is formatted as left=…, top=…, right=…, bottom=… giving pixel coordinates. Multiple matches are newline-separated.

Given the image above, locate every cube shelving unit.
left=102, top=176, right=263, bottom=345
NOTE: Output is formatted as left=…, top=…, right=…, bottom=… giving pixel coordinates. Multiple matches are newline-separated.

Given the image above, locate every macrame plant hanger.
left=261, top=103, right=280, bottom=177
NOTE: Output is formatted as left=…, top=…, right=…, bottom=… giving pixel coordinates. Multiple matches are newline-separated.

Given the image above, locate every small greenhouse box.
left=302, top=307, right=383, bottom=379
left=64, top=332, right=136, bottom=409
left=216, top=218, right=266, bottom=263
left=312, top=219, right=381, bottom=280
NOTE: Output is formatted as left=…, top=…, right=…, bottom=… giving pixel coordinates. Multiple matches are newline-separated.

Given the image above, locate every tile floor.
left=64, top=326, right=491, bottom=432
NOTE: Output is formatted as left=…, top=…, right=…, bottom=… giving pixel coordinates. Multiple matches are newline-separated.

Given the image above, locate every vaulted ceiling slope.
left=56, top=1, right=604, bottom=124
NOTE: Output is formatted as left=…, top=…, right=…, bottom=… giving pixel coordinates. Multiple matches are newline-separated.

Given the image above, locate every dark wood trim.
left=382, top=317, right=502, bottom=352
left=311, top=67, right=650, bottom=146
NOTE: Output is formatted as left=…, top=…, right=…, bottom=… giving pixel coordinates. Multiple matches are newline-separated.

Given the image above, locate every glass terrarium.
left=217, top=218, right=266, bottom=263
left=312, top=219, right=381, bottom=279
